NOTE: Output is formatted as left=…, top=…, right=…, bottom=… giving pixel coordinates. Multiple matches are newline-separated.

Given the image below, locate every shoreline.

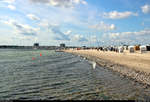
left=64, top=50, right=150, bottom=87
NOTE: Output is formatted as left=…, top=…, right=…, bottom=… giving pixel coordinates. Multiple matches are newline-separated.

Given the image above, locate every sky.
left=0, top=0, right=150, bottom=46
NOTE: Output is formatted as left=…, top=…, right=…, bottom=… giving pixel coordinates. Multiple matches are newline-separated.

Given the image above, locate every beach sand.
left=64, top=49, right=150, bottom=85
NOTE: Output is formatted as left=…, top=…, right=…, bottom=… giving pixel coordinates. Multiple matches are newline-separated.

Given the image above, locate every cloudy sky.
left=0, top=0, right=150, bottom=46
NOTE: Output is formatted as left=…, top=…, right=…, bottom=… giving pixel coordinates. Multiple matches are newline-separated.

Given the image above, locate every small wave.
left=17, top=97, right=29, bottom=100
left=64, top=73, right=74, bottom=77
left=68, top=60, right=81, bottom=65
left=0, top=90, right=10, bottom=94
left=51, top=82, right=69, bottom=87
left=11, top=90, right=40, bottom=96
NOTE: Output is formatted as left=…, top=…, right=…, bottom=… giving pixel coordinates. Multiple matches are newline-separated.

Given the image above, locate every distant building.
left=60, top=43, right=65, bottom=48
left=82, top=46, right=86, bottom=49
left=34, top=43, right=39, bottom=47
left=33, top=43, right=39, bottom=49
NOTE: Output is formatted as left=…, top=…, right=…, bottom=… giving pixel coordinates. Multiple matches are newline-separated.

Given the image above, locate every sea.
left=0, top=49, right=150, bottom=100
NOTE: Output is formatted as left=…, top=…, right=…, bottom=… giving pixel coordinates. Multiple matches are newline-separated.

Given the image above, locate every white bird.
left=92, top=61, right=96, bottom=69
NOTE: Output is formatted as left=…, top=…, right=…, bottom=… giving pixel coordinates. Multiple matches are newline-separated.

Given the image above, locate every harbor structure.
left=60, top=43, right=65, bottom=48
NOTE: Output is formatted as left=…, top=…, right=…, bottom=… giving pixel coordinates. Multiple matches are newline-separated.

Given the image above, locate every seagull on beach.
left=92, top=61, right=96, bottom=69
left=88, top=61, right=97, bottom=69
left=83, top=57, right=86, bottom=60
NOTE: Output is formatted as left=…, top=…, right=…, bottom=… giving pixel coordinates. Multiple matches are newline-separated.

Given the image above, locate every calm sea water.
left=0, top=49, right=150, bottom=100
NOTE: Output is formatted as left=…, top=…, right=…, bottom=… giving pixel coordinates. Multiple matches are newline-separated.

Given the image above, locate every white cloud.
left=141, top=22, right=145, bottom=26
left=64, top=30, right=72, bottom=35
left=90, top=35, right=97, bottom=43
left=102, top=29, right=150, bottom=45
left=29, top=0, right=87, bottom=8
left=72, top=34, right=88, bottom=42
left=38, top=19, right=59, bottom=28
left=141, top=4, right=150, bottom=14
left=39, top=19, right=87, bottom=42
left=89, top=21, right=116, bottom=31
left=108, top=30, right=150, bottom=39
left=108, top=32, right=120, bottom=39
left=0, top=37, right=13, bottom=45
left=2, top=19, right=39, bottom=36
left=51, top=27, right=70, bottom=41
left=7, top=5, right=16, bottom=10
left=103, top=11, right=138, bottom=19
left=27, top=14, right=40, bottom=20
left=38, top=19, right=50, bottom=27
left=2, top=0, right=15, bottom=4
left=38, top=19, right=70, bottom=41
left=12, top=35, right=35, bottom=41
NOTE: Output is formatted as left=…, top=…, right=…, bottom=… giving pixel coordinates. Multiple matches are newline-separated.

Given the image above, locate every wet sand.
left=64, top=49, right=150, bottom=86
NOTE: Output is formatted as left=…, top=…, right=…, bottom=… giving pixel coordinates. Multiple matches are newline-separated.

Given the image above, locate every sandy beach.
left=64, top=49, right=150, bottom=85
